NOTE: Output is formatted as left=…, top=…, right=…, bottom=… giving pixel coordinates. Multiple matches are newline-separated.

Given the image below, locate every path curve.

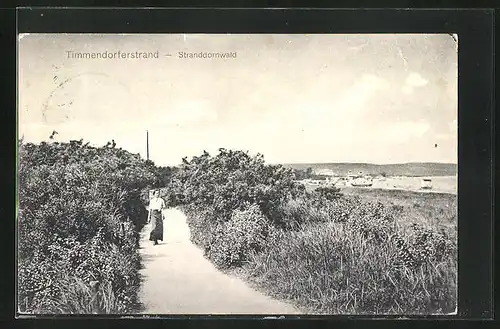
left=138, top=208, right=300, bottom=315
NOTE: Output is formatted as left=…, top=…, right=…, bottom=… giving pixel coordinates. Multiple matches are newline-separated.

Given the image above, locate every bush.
left=206, top=204, right=269, bottom=269
left=18, top=140, right=159, bottom=314
left=170, top=149, right=305, bottom=224
left=277, top=193, right=359, bottom=229
left=183, top=204, right=221, bottom=252
left=173, top=149, right=308, bottom=268
left=169, top=147, right=456, bottom=314
left=312, top=186, right=342, bottom=202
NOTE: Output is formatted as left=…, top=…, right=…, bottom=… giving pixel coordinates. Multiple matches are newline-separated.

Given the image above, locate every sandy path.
left=138, top=208, right=300, bottom=315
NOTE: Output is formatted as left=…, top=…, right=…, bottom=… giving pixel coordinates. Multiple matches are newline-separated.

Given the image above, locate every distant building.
left=351, top=176, right=373, bottom=187
left=315, top=168, right=335, bottom=176
left=421, top=178, right=433, bottom=189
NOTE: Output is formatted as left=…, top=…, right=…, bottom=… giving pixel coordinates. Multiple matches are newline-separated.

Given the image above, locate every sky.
left=18, top=34, right=458, bottom=166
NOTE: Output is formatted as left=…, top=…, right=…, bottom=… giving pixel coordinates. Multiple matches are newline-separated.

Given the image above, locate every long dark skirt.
left=149, top=209, right=163, bottom=241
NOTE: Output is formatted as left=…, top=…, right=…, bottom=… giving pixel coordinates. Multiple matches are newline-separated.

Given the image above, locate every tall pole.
left=146, top=130, right=150, bottom=161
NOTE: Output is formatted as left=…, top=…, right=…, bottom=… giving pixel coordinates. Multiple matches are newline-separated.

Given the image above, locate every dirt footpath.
left=137, top=208, right=301, bottom=315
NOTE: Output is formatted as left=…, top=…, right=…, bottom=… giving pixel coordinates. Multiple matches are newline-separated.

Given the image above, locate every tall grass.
left=245, top=219, right=456, bottom=314
left=182, top=191, right=457, bottom=314
left=51, top=277, right=115, bottom=314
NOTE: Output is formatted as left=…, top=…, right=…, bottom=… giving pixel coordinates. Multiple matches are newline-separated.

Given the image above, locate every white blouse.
left=149, top=197, right=166, bottom=210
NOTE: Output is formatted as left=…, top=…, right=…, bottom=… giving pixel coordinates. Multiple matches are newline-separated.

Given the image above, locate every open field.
left=341, top=186, right=457, bottom=229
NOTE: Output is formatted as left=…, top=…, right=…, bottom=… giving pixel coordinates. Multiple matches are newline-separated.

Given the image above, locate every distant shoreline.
left=301, top=175, right=457, bottom=195
left=283, top=162, right=457, bottom=178
left=282, top=161, right=457, bottom=165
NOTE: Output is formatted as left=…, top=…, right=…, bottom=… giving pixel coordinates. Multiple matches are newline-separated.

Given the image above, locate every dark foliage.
left=18, top=140, right=159, bottom=313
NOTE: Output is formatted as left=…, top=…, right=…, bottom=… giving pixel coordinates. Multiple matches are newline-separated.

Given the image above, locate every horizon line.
left=279, top=161, right=458, bottom=166
left=19, top=139, right=457, bottom=167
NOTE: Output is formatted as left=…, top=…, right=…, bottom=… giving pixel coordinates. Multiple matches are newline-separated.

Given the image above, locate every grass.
left=237, top=189, right=457, bottom=315
left=167, top=149, right=457, bottom=315
left=50, top=277, right=114, bottom=314
left=341, top=188, right=457, bottom=228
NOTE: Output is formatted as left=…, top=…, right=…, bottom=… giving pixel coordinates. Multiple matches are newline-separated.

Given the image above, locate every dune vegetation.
left=165, top=149, right=457, bottom=315
left=17, top=139, right=167, bottom=314
left=18, top=142, right=456, bottom=314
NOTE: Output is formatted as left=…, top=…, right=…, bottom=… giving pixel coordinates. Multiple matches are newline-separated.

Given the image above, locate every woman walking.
left=147, top=189, right=166, bottom=245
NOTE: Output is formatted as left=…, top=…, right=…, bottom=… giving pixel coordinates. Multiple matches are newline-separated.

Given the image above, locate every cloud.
left=282, top=74, right=390, bottom=134
left=401, top=72, right=428, bottom=95
left=334, top=74, right=390, bottom=115
left=378, top=122, right=430, bottom=142
left=19, top=34, right=458, bottom=165
left=158, top=100, right=218, bottom=127
left=401, top=85, right=413, bottom=95
left=406, top=72, right=428, bottom=87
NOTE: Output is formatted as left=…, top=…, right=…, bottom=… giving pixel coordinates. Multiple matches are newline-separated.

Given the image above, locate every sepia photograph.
left=17, top=33, right=458, bottom=315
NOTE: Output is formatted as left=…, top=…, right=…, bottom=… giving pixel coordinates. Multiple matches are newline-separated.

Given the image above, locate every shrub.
left=278, top=193, right=362, bottom=230
left=183, top=204, right=221, bottom=252
left=169, top=147, right=456, bottom=314
left=312, top=186, right=342, bottom=202
left=174, top=149, right=308, bottom=268
left=170, top=149, right=305, bottom=224
left=392, top=223, right=457, bottom=269
left=206, top=204, right=269, bottom=269
left=18, top=140, right=159, bottom=314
